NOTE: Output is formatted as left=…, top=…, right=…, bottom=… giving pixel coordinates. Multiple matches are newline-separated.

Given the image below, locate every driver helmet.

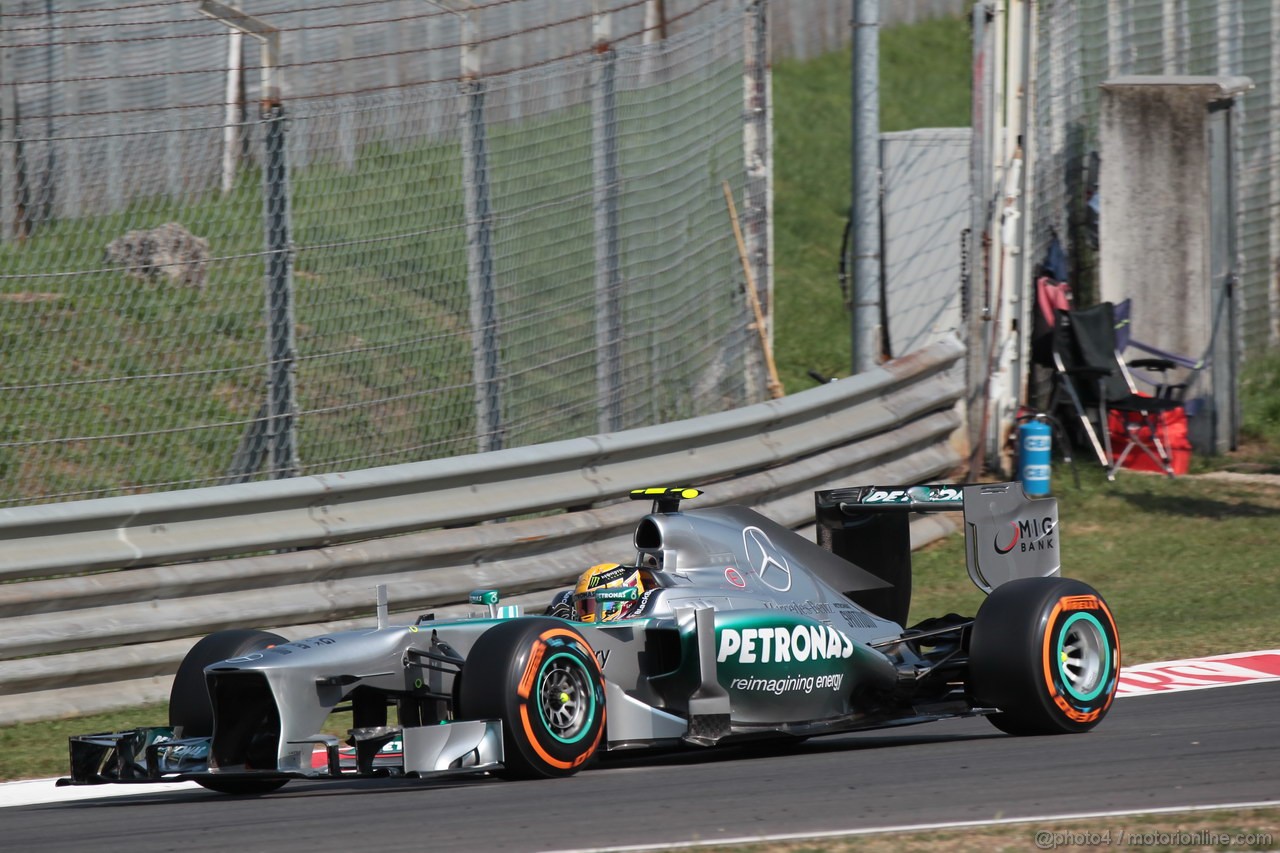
left=573, top=562, right=646, bottom=623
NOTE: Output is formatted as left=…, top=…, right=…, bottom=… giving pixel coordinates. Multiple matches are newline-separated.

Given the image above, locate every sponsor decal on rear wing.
left=825, top=484, right=967, bottom=511
left=815, top=482, right=1059, bottom=593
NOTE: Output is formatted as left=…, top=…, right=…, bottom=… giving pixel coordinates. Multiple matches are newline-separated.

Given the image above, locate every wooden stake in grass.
left=723, top=181, right=785, bottom=399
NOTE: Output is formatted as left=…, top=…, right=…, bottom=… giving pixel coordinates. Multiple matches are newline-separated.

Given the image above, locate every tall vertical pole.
left=1161, top=0, right=1179, bottom=75
left=262, top=99, right=298, bottom=479
left=104, top=36, right=124, bottom=215
left=1013, top=0, right=1037, bottom=404
left=1270, top=0, right=1280, bottom=347
left=592, top=2, right=623, bottom=433
left=463, top=80, right=501, bottom=453
left=0, top=20, right=16, bottom=242
left=222, top=24, right=243, bottom=193
left=966, top=3, right=995, bottom=477
left=744, top=0, right=774, bottom=395
left=438, top=2, right=502, bottom=453
left=644, top=0, right=668, bottom=43
left=850, top=0, right=881, bottom=374
left=255, top=17, right=297, bottom=479
left=61, top=37, right=82, bottom=219
left=40, top=0, right=57, bottom=224
left=199, top=1, right=297, bottom=479
left=164, top=29, right=185, bottom=200
left=984, top=0, right=1009, bottom=474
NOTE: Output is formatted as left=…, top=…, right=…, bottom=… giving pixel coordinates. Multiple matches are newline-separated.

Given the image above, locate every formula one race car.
left=62, top=483, right=1120, bottom=795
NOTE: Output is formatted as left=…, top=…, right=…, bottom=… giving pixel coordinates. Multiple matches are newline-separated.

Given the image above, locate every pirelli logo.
left=1060, top=595, right=1100, bottom=611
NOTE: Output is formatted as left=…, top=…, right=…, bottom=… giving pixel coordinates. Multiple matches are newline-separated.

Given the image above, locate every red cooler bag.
left=1107, top=404, right=1192, bottom=475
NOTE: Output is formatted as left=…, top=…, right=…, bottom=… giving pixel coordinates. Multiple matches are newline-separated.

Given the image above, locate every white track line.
left=556, top=800, right=1280, bottom=853
left=0, top=777, right=200, bottom=808
left=5, top=649, right=1279, bottom=809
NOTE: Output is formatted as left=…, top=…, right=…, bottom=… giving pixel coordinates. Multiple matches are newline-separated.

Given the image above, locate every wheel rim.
left=1056, top=612, right=1109, bottom=702
left=536, top=653, right=595, bottom=744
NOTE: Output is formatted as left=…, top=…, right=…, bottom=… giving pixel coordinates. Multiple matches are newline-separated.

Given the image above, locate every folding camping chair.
left=1112, top=299, right=1205, bottom=400
left=1047, top=302, right=1185, bottom=480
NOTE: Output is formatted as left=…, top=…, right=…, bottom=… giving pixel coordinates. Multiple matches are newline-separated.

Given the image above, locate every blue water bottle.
left=1018, top=417, right=1052, bottom=495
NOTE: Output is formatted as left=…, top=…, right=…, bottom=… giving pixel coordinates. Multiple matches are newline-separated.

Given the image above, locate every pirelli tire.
left=169, top=628, right=290, bottom=796
left=459, top=618, right=606, bottom=779
left=968, top=577, right=1120, bottom=736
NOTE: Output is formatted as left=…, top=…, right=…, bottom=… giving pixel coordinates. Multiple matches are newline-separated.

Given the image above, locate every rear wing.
left=815, top=482, right=1059, bottom=598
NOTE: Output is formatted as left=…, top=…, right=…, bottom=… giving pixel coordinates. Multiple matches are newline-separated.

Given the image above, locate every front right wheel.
left=968, top=577, right=1120, bottom=735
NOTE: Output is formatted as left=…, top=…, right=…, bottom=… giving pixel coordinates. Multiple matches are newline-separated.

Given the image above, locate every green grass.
left=1237, top=349, right=1280, bottom=470
left=0, top=157, right=479, bottom=500
left=772, top=14, right=972, bottom=392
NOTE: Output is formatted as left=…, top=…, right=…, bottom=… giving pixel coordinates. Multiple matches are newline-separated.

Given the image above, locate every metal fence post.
left=0, top=21, right=15, bottom=242
left=463, top=75, right=501, bottom=453
left=200, top=1, right=297, bottom=480
left=850, top=0, right=882, bottom=374
left=1271, top=1, right=1280, bottom=348
left=467, top=130, right=499, bottom=453
left=430, top=1, right=503, bottom=453
left=593, top=1, right=623, bottom=434
left=966, top=3, right=995, bottom=476
left=744, top=0, right=774, bottom=397
left=263, top=102, right=298, bottom=479
left=220, top=17, right=243, bottom=194
left=60, top=36, right=80, bottom=219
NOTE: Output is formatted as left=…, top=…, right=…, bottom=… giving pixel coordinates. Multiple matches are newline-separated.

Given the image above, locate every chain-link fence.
left=1030, top=0, right=1280, bottom=357
left=0, top=0, right=770, bottom=505
left=771, top=0, right=969, bottom=60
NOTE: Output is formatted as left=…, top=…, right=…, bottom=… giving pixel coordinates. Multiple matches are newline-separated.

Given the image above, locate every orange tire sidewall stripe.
left=519, top=705, right=575, bottom=770
left=1041, top=595, right=1121, bottom=723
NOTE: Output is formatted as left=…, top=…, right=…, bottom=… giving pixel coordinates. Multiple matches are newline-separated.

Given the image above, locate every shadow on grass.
left=1115, top=492, right=1280, bottom=520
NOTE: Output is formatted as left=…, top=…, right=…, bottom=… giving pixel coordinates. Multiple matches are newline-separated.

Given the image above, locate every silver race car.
left=62, top=483, right=1119, bottom=795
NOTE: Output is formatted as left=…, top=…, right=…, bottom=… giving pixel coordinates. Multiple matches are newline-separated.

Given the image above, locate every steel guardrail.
left=0, top=335, right=964, bottom=722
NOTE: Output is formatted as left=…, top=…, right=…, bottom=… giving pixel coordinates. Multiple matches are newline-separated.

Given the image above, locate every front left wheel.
left=169, top=629, right=291, bottom=795
left=458, top=618, right=606, bottom=779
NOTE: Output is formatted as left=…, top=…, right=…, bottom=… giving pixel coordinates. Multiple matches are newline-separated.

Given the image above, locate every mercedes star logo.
left=743, top=526, right=792, bottom=592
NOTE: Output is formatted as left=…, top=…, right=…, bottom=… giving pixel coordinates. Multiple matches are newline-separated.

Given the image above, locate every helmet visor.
left=573, top=586, right=639, bottom=622
left=573, top=594, right=615, bottom=622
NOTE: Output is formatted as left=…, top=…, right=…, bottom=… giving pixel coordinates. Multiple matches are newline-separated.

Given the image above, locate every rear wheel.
left=169, top=629, right=290, bottom=795
left=458, top=619, right=605, bottom=779
left=968, top=577, right=1120, bottom=735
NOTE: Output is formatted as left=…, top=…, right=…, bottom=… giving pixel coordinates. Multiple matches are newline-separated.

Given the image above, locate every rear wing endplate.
left=815, top=482, right=1059, bottom=593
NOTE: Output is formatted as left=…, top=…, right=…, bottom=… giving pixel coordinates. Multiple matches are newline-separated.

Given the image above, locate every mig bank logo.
left=994, top=516, right=1057, bottom=555
left=742, top=526, right=792, bottom=592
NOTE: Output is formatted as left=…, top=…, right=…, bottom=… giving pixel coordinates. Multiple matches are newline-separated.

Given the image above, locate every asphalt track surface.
left=8, top=681, right=1278, bottom=853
